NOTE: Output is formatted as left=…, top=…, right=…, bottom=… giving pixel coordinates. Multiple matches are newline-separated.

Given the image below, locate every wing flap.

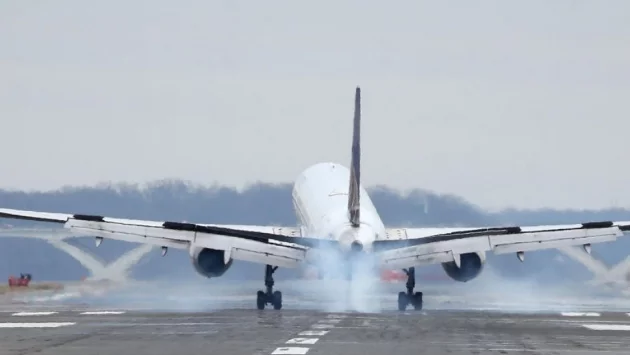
left=70, top=225, right=191, bottom=249
left=67, top=219, right=194, bottom=243
left=491, top=230, right=620, bottom=254
left=378, top=236, right=490, bottom=269
left=0, top=208, right=313, bottom=267
left=230, top=248, right=303, bottom=268
left=67, top=222, right=308, bottom=267
left=379, top=223, right=628, bottom=270
left=378, top=249, right=455, bottom=269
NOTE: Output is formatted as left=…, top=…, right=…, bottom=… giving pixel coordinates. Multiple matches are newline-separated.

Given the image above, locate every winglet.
left=347, top=87, right=361, bottom=227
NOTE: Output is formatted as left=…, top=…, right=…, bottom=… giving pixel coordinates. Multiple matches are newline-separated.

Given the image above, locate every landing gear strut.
left=257, top=265, right=282, bottom=310
left=397, top=267, right=423, bottom=311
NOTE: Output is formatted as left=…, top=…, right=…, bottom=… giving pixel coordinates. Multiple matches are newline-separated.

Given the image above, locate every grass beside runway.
left=0, top=283, right=64, bottom=295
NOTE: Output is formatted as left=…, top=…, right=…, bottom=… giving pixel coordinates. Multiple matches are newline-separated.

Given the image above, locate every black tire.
left=256, top=290, right=266, bottom=310
left=272, top=291, right=282, bottom=310
left=397, top=292, right=408, bottom=311
left=412, top=292, right=423, bottom=310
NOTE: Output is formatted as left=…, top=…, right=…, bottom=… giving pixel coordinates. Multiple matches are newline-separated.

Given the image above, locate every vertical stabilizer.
left=348, top=87, right=361, bottom=227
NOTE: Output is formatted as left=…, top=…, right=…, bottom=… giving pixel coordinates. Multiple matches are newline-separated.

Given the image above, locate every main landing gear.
left=257, top=265, right=282, bottom=310
left=398, top=267, right=423, bottom=311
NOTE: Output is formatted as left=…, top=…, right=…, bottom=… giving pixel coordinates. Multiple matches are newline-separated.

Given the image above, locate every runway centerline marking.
left=11, top=312, right=58, bottom=316
left=561, top=312, right=600, bottom=317
left=582, top=324, right=630, bottom=331
left=272, top=315, right=340, bottom=354
left=79, top=311, right=126, bottom=315
left=299, top=330, right=328, bottom=336
left=87, top=322, right=220, bottom=327
left=0, top=322, right=75, bottom=328
left=318, top=319, right=341, bottom=323
left=286, top=338, right=319, bottom=345
left=271, top=347, right=309, bottom=355
left=325, top=314, right=347, bottom=319
left=311, top=323, right=335, bottom=329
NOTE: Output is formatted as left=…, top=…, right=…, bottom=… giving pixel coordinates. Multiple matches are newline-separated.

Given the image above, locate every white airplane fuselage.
left=291, top=162, right=385, bottom=253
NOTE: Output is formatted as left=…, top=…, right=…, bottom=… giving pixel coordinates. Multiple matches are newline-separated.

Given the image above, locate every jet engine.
left=190, top=247, right=233, bottom=278
left=441, top=252, right=485, bottom=282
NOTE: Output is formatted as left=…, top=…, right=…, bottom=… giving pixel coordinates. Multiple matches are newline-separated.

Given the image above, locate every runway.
left=2, top=278, right=630, bottom=354
left=2, top=308, right=630, bottom=354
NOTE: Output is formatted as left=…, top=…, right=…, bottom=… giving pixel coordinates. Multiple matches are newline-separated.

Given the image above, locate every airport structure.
left=0, top=228, right=154, bottom=283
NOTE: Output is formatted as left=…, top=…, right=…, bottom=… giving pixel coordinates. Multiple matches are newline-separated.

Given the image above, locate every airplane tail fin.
left=348, top=87, right=361, bottom=227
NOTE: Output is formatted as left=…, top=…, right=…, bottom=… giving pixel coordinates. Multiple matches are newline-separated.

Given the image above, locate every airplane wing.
left=4, top=208, right=630, bottom=272
left=378, top=222, right=630, bottom=270
left=0, top=208, right=329, bottom=269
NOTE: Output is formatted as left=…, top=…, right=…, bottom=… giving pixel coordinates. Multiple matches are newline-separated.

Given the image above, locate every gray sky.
left=1, top=1, right=629, bottom=211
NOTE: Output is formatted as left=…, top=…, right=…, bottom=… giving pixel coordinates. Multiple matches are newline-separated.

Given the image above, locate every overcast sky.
left=1, top=1, right=629, bottom=211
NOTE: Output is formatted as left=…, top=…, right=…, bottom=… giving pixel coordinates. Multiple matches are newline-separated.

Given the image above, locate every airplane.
left=1, top=87, right=630, bottom=311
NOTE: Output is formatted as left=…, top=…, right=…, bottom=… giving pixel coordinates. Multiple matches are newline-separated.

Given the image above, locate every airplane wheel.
left=272, top=291, right=282, bottom=310
left=412, top=292, right=423, bottom=311
left=256, top=290, right=266, bottom=310
left=397, top=292, right=408, bottom=311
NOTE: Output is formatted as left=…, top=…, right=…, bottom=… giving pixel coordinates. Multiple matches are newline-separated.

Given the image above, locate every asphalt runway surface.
left=2, top=279, right=630, bottom=354
left=3, top=308, right=630, bottom=355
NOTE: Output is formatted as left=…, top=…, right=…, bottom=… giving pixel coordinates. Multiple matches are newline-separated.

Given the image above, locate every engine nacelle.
left=441, top=252, right=485, bottom=282
left=190, top=247, right=233, bottom=278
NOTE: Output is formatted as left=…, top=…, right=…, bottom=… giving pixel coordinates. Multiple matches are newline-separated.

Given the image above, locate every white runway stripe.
left=318, top=319, right=341, bottom=323
left=11, top=312, right=58, bottom=316
left=79, top=311, right=126, bottom=315
left=311, top=323, right=335, bottom=329
left=271, top=347, right=309, bottom=354
left=561, top=312, right=600, bottom=317
left=325, top=314, right=347, bottom=318
left=582, top=324, right=630, bottom=331
left=298, top=330, right=328, bottom=336
left=286, top=338, right=319, bottom=345
left=0, top=322, right=75, bottom=328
